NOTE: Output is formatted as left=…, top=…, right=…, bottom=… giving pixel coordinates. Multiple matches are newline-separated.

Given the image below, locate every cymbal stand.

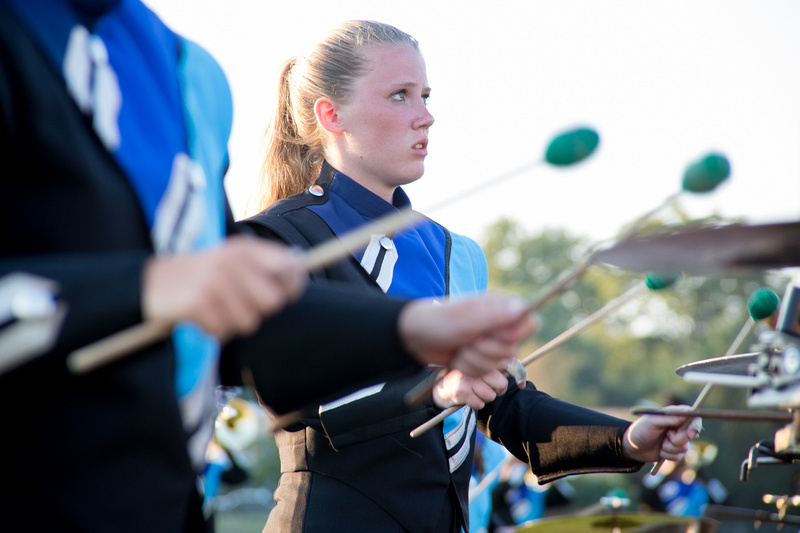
left=740, top=440, right=792, bottom=482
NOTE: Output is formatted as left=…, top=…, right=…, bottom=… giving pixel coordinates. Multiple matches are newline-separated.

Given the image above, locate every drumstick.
left=648, top=287, right=780, bottom=475
left=630, top=407, right=793, bottom=423
left=518, top=282, right=651, bottom=366
left=537, top=152, right=729, bottom=302
left=424, top=127, right=600, bottom=215
left=405, top=153, right=729, bottom=408
left=614, top=153, right=730, bottom=245
left=410, top=274, right=678, bottom=438
left=66, top=209, right=418, bottom=374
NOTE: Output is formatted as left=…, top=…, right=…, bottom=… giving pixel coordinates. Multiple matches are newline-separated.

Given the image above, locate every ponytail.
left=246, top=58, right=323, bottom=215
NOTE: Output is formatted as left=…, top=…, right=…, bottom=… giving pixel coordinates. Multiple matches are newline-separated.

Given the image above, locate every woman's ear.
left=314, top=98, right=344, bottom=134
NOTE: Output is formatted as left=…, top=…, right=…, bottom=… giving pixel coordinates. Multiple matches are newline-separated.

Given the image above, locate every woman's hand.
left=397, top=293, right=538, bottom=378
left=432, top=368, right=510, bottom=410
left=622, top=405, right=702, bottom=463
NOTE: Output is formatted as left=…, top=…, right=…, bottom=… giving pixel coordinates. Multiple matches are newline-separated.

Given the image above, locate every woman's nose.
left=416, top=103, right=434, bottom=129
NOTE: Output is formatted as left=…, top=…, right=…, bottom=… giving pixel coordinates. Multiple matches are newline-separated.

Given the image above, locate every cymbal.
left=592, top=221, right=800, bottom=273
left=676, top=352, right=759, bottom=377
left=516, top=512, right=719, bottom=532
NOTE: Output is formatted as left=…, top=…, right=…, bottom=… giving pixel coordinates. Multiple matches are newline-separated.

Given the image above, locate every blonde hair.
left=246, top=20, right=419, bottom=215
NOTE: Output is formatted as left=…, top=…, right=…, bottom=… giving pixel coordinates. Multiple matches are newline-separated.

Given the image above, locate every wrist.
left=618, top=423, right=639, bottom=463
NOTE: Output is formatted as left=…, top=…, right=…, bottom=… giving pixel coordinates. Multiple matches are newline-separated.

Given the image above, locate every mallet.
left=648, top=286, right=780, bottom=475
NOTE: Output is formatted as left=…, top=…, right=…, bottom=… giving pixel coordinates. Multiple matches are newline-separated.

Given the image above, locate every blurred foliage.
left=480, top=215, right=798, bottom=513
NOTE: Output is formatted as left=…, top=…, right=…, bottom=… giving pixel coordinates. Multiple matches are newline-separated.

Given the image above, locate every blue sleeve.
left=448, top=232, right=488, bottom=298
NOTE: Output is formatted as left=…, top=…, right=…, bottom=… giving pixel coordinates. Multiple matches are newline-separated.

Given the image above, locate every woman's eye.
left=390, top=90, right=407, bottom=102
left=422, top=93, right=430, bottom=105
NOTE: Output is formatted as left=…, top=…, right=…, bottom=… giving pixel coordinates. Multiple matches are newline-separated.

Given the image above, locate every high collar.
left=317, top=161, right=412, bottom=220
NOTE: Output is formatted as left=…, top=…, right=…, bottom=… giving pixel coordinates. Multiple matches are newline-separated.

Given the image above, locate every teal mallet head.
left=545, top=127, right=600, bottom=166
left=747, top=287, right=780, bottom=320
left=644, top=272, right=680, bottom=290
left=682, top=153, right=730, bottom=193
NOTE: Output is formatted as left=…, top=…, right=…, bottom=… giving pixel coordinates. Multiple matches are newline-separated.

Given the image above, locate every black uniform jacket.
left=242, top=165, right=644, bottom=533
left=0, top=7, right=429, bottom=532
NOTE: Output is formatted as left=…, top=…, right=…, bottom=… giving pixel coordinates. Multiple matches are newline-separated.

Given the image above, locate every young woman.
left=242, top=20, right=698, bottom=533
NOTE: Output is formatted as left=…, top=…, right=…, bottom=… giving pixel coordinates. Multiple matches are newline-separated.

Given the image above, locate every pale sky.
left=144, top=0, right=800, bottom=244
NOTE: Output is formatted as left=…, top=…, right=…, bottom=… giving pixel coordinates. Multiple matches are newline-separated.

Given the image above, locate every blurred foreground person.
left=244, top=19, right=702, bottom=533
left=0, top=2, right=536, bottom=531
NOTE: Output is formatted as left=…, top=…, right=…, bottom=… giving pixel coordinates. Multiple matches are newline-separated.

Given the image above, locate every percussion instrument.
left=675, top=352, right=760, bottom=377
left=592, top=221, right=800, bottom=273
left=515, top=512, right=720, bottom=532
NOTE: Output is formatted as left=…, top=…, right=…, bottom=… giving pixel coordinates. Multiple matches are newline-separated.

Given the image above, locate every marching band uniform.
left=0, top=3, right=444, bottom=531
left=244, top=163, right=644, bottom=532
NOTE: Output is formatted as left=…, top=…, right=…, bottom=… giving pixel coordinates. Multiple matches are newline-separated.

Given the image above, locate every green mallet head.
left=747, top=287, right=780, bottom=320
left=644, top=272, right=681, bottom=290
left=545, top=127, right=600, bottom=166
left=682, top=153, right=730, bottom=193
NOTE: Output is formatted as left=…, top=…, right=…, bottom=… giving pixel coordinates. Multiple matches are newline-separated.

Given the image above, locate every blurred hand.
left=622, top=405, right=702, bottom=463
left=432, top=368, right=509, bottom=410
left=397, top=293, right=538, bottom=378
left=142, top=236, right=307, bottom=340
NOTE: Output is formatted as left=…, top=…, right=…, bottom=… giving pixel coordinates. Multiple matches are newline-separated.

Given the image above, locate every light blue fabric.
left=171, top=36, right=231, bottom=398
left=175, top=37, right=230, bottom=241
left=442, top=230, right=488, bottom=436
left=469, top=437, right=509, bottom=532
left=446, top=231, right=494, bottom=533
left=448, top=233, right=489, bottom=299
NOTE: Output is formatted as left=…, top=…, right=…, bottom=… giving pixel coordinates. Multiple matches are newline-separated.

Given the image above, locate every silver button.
left=380, top=237, right=394, bottom=250
left=308, top=185, right=324, bottom=197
